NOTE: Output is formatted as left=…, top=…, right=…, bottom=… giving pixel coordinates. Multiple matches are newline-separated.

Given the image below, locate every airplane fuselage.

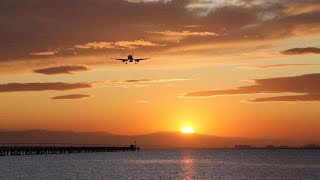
left=128, top=55, right=134, bottom=62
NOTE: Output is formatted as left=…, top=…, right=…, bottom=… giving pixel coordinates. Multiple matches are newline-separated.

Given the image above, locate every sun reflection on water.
left=181, top=151, right=194, bottom=180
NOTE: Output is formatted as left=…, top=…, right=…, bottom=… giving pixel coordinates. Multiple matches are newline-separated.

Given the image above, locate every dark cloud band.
left=185, top=73, right=320, bottom=102
left=33, top=65, right=89, bottom=75
left=50, top=94, right=91, bottom=100
left=0, top=82, right=93, bottom=92
left=249, top=93, right=320, bottom=102
left=240, top=64, right=320, bottom=69
left=282, top=47, right=320, bottom=55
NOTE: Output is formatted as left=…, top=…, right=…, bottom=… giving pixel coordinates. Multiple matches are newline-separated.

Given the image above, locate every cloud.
left=74, top=42, right=114, bottom=49
left=127, top=0, right=169, bottom=2
left=136, top=100, right=151, bottom=104
left=50, top=94, right=92, bottom=100
left=114, top=40, right=161, bottom=49
left=0, top=82, right=93, bottom=92
left=283, top=1, right=320, bottom=16
left=33, top=65, right=89, bottom=75
left=147, top=30, right=219, bottom=37
left=110, top=78, right=192, bottom=84
left=147, top=30, right=219, bottom=43
left=98, top=78, right=192, bottom=89
left=184, top=25, right=202, bottom=28
left=2, top=0, right=320, bottom=63
left=74, top=40, right=160, bottom=50
left=250, top=93, right=320, bottom=102
left=240, top=64, right=320, bottom=69
left=281, top=47, right=320, bottom=55
left=30, top=51, right=58, bottom=56
left=185, top=73, right=320, bottom=102
left=0, top=78, right=189, bottom=93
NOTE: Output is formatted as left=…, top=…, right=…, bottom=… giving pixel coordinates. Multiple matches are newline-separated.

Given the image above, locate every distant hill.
left=0, top=130, right=312, bottom=148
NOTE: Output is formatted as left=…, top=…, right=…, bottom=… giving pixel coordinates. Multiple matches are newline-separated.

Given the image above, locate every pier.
left=0, top=144, right=140, bottom=156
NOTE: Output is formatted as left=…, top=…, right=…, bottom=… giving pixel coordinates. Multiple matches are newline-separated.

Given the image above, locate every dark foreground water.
left=0, top=149, right=319, bottom=179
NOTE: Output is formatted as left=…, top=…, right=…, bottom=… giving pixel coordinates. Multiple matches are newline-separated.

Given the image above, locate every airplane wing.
left=111, top=58, right=127, bottom=61
left=134, top=58, right=150, bottom=61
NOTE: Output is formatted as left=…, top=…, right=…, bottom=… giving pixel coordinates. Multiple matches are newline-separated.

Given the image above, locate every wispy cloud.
left=239, top=64, right=320, bottom=69
left=147, top=30, right=219, bottom=37
left=114, top=40, right=161, bottom=49
left=33, top=65, right=89, bottom=75
left=74, top=40, right=161, bottom=50
left=283, top=2, right=320, bottom=15
left=0, top=82, right=93, bottom=93
left=250, top=94, right=320, bottom=103
left=136, top=100, right=151, bottom=104
left=185, top=73, right=320, bottom=102
left=30, top=51, right=58, bottom=56
left=184, top=25, right=202, bottom=28
left=282, top=47, right=320, bottom=55
left=0, top=78, right=191, bottom=94
left=110, top=78, right=192, bottom=84
left=50, top=94, right=92, bottom=100
left=74, top=42, right=114, bottom=49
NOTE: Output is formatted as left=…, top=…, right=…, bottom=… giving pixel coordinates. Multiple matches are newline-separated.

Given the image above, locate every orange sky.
left=0, top=0, right=320, bottom=143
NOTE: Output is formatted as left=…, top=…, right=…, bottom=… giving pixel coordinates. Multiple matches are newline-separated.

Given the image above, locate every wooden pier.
left=0, top=144, right=140, bottom=156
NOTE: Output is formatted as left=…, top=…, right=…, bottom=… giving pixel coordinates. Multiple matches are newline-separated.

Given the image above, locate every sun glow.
left=181, top=126, right=195, bottom=134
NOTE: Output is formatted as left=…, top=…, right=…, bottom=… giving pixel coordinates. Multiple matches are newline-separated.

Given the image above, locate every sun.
left=181, top=126, right=195, bottom=134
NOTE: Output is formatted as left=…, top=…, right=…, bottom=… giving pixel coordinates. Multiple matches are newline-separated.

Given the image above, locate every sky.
left=0, top=0, right=320, bottom=142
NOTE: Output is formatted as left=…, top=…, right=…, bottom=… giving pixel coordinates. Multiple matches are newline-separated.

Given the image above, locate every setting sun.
left=181, top=126, right=195, bottom=134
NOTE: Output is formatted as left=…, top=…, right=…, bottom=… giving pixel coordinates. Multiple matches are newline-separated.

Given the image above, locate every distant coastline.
left=0, top=130, right=319, bottom=149
left=234, top=144, right=320, bottom=150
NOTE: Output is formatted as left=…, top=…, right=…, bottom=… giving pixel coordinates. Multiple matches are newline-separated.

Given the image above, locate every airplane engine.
left=136, top=60, right=139, bottom=63
left=123, top=60, right=125, bottom=63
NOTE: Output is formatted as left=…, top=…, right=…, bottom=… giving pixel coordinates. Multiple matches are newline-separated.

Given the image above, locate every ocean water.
left=0, top=149, right=319, bottom=179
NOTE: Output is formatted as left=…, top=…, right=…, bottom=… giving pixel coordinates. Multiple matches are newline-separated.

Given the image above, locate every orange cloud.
left=0, top=78, right=190, bottom=93
left=33, top=65, right=89, bottom=75
left=30, top=51, right=58, bottom=56
left=74, top=42, right=114, bottom=49
left=136, top=100, right=151, bottom=104
left=147, top=30, right=219, bottom=37
left=284, top=2, right=320, bottom=15
left=239, top=64, right=320, bottom=69
left=185, top=73, right=320, bottom=102
left=114, top=40, right=161, bottom=49
left=184, top=25, right=202, bottom=28
left=50, top=94, right=92, bottom=100
left=282, top=47, right=320, bottom=55
left=0, top=82, right=93, bottom=92
left=74, top=40, right=160, bottom=50
left=250, top=94, right=320, bottom=103
left=110, top=78, right=192, bottom=84
left=2, top=0, right=320, bottom=63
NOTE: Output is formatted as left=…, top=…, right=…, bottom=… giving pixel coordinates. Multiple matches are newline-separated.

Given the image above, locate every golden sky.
left=0, top=0, right=320, bottom=142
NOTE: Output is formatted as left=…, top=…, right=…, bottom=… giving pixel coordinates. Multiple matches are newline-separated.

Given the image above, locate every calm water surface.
left=0, top=149, right=319, bottom=179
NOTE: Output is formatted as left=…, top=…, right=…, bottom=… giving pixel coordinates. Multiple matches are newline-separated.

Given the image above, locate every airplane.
left=112, top=53, right=150, bottom=64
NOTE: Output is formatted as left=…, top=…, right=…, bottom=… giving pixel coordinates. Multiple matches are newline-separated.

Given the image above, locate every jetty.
left=0, top=144, right=140, bottom=156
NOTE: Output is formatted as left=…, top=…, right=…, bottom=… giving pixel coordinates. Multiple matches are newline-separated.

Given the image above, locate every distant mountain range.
left=0, top=130, right=314, bottom=148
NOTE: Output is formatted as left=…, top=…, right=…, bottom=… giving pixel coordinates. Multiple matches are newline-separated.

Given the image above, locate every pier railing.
left=0, top=144, right=140, bottom=156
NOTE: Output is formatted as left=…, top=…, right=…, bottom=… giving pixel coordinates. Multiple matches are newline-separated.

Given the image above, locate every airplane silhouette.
left=112, top=53, right=150, bottom=64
